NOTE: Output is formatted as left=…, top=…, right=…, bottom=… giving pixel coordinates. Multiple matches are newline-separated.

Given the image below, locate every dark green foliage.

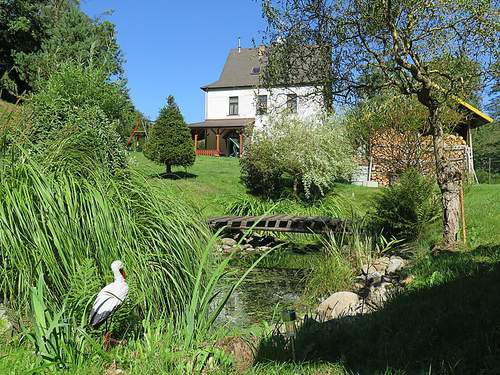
left=0, top=0, right=124, bottom=100
left=14, top=4, right=123, bottom=90
left=25, top=64, right=129, bottom=175
left=144, top=95, right=195, bottom=174
left=0, top=0, right=48, bottom=99
left=239, top=136, right=282, bottom=197
left=373, top=168, right=441, bottom=239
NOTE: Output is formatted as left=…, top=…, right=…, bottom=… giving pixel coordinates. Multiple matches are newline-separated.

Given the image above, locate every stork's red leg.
left=104, top=331, right=110, bottom=352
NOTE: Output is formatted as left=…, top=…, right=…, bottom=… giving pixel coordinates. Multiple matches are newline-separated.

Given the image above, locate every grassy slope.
left=129, top=152, right=378, bottom=218
left=464, top=184, right=500, bottom=247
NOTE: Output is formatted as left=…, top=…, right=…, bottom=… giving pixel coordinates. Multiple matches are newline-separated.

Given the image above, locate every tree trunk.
left=165, top=163, right=172, bottom=174
left=429, top=105, right=462, bottom=249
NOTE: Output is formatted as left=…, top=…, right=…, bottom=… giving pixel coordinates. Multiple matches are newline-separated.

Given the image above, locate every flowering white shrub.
left=241, top=114, right=356, bottom=199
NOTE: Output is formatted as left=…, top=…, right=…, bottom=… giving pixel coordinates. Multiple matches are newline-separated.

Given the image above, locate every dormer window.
left=229, top=96, right=239, bottom=115
left=251, top=66, right=261, bottom=75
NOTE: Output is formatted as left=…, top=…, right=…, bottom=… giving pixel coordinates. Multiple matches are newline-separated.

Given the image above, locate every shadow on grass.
left=153, top=171, right=198, bottom=180
left=255, top=244, right=500, bottom=374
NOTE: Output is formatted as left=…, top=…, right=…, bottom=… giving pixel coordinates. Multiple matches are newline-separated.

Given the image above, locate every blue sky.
left=81, top=1, right=266, bottom=123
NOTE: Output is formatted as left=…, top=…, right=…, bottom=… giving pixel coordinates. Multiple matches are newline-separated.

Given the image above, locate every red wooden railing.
left=196, top=149, right=220, bottom=156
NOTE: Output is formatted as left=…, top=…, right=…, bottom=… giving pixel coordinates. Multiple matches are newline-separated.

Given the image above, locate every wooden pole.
left=194, top=133, right=198, bottom=150
left=215, top=129, right=220, bottom=156
left=460, top=180, right=466, bottom=244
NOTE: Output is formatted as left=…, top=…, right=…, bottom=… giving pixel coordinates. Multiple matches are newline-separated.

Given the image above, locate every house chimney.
left=238, top=37, right=241, bottom=53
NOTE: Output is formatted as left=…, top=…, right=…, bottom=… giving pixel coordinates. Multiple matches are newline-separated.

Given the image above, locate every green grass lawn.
left=128, top=152, right=379, bottom=218
left=129, top=152, right=247, bottom=216
left=130, top=152, right=498, bottom=246
left=464, top=184, right=500, bottom=247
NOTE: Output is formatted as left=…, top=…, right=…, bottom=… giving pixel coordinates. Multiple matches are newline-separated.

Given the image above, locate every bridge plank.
left=208, top=215, right=347, bottom=234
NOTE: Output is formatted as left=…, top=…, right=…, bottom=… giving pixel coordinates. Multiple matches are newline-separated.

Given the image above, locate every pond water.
left=216, top=267, right=308, bottom=327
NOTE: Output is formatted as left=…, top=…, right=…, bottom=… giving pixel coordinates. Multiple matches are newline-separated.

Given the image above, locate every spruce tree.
left=144, top=95, right=195, bottom=174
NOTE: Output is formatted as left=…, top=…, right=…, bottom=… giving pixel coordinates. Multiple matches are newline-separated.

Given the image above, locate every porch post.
left=239, top=132, right=244, bottom=156
left=216, top=129, right=221, bottom=156
left=194, top=132, right=198, bottom=151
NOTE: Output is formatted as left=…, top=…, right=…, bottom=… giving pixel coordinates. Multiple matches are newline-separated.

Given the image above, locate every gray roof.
left=201, top=46, right=322, bottom=91
left=189, top=118, right=254, bottom=128
left=201, top=48, right=264, bottom=90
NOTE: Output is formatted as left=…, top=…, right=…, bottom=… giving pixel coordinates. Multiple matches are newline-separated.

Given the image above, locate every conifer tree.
left=144, top=95, right=195, bottom=174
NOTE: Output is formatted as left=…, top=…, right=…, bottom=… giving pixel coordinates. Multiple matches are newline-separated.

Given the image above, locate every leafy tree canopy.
left=27, top=63, right=134, bottom=142
left=0, top=0, right=123, bottom=100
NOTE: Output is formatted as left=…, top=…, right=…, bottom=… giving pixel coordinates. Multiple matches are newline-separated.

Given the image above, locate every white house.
left=189, top=45, right=323, bottom=156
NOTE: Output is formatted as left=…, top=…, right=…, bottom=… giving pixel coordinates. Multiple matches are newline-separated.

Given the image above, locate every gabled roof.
left=201, top=45, right=322, bottom=91
left=201, top=48, right=263, bottom=90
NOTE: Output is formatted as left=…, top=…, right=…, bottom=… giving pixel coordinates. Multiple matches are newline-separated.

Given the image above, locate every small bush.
left=372, top=168, right=440, bottom=239
left=240, top=114, right=356, bottom=200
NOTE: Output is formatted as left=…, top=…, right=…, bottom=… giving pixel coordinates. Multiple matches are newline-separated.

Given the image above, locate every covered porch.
left=189, top=118, right=254, bottom=157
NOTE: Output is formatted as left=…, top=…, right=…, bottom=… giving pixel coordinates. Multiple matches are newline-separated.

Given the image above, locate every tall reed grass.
left=0, top=154, right=211, bottom=320
left=224, top=193, right=356, bottom=219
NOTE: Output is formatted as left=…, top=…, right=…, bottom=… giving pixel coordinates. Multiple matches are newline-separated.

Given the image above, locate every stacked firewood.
left=369, top=129, right=467, bottom=186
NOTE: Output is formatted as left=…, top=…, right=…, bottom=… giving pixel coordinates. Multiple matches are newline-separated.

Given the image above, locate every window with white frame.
left=229, top=96, right=239, bottom=115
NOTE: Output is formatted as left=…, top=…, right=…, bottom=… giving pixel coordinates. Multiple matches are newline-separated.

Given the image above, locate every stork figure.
left=89, top=260, right=129, bottom=351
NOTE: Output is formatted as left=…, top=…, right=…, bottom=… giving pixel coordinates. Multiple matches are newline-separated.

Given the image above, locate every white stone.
left=361, top=264, right=377, bottom=275
left=366, top=271, right=383, bottom=285
left=317, top=291, right=360, bottom=320
left=372, top=257, right=391, bottom=273
left=221, top=238, right=237, bottom=246
left=387, top=257, right=405, bottom=274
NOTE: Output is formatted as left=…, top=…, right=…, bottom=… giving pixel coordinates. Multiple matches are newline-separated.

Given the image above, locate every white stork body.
left=89, top=260, right=129, bottom=329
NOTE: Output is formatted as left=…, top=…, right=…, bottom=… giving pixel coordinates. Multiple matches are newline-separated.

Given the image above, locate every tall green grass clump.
left=372, top=168, right=440, bottom=240
left=0, top=155, right=211, bottom=321
left=225, top=193, right=356, bottom=219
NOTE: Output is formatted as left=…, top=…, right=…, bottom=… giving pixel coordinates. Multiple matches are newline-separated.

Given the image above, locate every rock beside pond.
left=221, top=238, right=237, bottom=246
left=372, top=257, right=391, bottom=273
left=215, top=336, right=256, bottom=373
left=361, top=255, right=407, bottom=278
left=319, top=254, right=410, bottom=321
left=366, top=282, right=395, bottom=307
left=387, top=256, right=406, bottom=274
left=317, top=291, right=361, bottom=320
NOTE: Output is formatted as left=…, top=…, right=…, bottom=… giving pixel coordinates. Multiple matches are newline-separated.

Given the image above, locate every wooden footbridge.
left=208, top=215, right=347, bottom=234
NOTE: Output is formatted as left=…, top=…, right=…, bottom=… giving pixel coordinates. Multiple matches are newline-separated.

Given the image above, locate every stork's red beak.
left=120, top=268, right=126, bottom=279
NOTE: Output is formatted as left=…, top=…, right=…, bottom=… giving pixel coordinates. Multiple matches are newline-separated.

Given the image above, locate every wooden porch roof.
left=188, top=118, right=254, bottom=129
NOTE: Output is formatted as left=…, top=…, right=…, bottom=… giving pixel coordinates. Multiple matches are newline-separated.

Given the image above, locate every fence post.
left=488, top=157, right=491, bottom=184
